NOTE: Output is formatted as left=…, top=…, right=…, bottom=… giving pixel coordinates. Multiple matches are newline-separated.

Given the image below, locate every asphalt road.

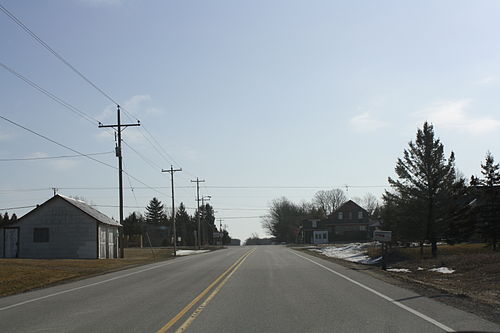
left=0, top=246, right=498, bottom=333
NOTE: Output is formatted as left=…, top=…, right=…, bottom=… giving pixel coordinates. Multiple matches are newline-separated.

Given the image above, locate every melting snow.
left=309, top=243, right=381, bottom=264
left=417, top=267, right=424, bottom=271
left=176, top=250, right=210, bottom=256
left=429, top=267, right=455, bottom=274
left=387, top=268, right=411, bottom=273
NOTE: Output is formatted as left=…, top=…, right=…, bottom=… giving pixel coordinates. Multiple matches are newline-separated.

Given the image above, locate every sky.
left=1, top=0, right=500, bottom=242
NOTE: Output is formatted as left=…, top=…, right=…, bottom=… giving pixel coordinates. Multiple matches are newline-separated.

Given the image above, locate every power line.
left=0, top=205, right=37, bottom=211
left=0, top=114, right=167, bottom=197
left=0, top=5, right=187, bottom=175
left=1, top=62, right=101, bottom=125
left=0, top=151, right=113, bottom=161
left=0, top=114, right=118, bottom=170
left=0, top=3, right=119, bottom=106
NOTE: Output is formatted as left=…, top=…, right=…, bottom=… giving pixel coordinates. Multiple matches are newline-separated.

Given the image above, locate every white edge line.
left=0, top=255, right=196, bottom=311
left=291, top=251, right=455, bottom=333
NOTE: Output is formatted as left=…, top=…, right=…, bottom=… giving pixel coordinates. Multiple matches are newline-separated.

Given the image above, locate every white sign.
left=373, top=230, right=392, bottom=242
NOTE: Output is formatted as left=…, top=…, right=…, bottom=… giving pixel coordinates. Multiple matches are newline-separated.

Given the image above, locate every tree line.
left=262, top=122, right=500, bottom=256
left=122, top=197, right=231, bottom=246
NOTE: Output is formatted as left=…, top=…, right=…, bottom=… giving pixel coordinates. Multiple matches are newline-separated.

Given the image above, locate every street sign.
left=373, top=230, right=392, bottom=242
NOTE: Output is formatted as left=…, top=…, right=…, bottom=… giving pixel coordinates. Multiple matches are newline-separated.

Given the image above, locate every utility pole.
left=219, top=218, right=223, bottom=245
left=191, top=177, right=205, bottom=249
left=99, top=105, right=140, bottom=258
left=162, top=165, right=182, bottom=257
left=201, top=195, right=211, bottom=206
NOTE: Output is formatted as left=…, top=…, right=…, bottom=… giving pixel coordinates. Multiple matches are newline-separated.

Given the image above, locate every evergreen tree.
left=3, top=212, right=9, bottom=224
left=145, top=197, right=166, bottom=224
left=10, top=213, right=17, bottom=223
left=384, top=122, right=462, bottom=257
left=123, top=212, right=143, bottom=236
left=476, top=152, right=500, bottom=250
left=176, top=203, right=193, bottom=246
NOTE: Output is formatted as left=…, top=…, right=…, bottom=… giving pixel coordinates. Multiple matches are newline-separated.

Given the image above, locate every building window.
left=338, top=212, right=343, bottom=220
left=358, top=211, right=363, bottom=219
left=348, top=212, right=352, bottom=219
left=312, top=220, right=317, bottom=228
left=33, top=228, right=49, bottom=243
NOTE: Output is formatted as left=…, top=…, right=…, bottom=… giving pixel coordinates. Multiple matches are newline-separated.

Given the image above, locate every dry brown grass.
left=374, top=243, right=500, bottom=309
left=0, top=248, right=176, bottom=297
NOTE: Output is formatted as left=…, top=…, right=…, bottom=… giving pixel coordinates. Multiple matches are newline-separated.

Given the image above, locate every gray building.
left=0, top=195, right=120, bottom=259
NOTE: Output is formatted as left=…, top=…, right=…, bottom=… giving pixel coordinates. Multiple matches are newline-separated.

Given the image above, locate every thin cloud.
left=97, top=94, right=163, bottom=122
left=417, top=99, right=500, bottom=134
left=349, top=112, right=388, bottom=131
left=49, top=159, right=79, bottom=170
left=77, top=0, right=123, bottom=7
left=474, top=75, right=497, bottom=86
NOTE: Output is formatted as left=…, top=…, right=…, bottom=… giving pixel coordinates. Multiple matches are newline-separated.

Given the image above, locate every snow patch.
left=429, top=267, right=455, bottom=274
left=387, top=268, right=411, bottom=273
left=176, top=250, right=210, bottom=256
left=309, top=243, right=380, bottom=264
left=417, top=267, right=424, bottom=271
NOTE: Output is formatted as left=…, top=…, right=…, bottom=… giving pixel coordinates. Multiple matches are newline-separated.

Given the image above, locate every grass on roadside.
left=0, top=247, right=219, bottom=297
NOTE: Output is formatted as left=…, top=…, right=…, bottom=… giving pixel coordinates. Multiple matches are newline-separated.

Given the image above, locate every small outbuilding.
left=0, top=194, right=121, bottom=259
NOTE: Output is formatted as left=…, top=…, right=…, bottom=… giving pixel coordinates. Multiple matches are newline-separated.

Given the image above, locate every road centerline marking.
left=291, top=251, right=455, bottom=333
left=156, top=249, right=254, bottom=333
left=174, top=249, right=254, bottom=333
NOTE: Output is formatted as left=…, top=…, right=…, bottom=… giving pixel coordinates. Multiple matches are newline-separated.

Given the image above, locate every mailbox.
left=373, top=230, right=392, bottom=242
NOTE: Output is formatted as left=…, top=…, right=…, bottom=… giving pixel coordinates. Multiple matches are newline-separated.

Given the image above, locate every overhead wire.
left=1, top=62, right=100, bottom=126
left=1, top=4, right=189, bottom=175
left=0, top=3, right=119, bottom=106
left=0, top=151, right=113, bottom=161
left=0, top=114, right=167, bottom=197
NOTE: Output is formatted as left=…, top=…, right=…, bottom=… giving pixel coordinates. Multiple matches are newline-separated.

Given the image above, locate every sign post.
left=373, top=231, right=392, bottom=270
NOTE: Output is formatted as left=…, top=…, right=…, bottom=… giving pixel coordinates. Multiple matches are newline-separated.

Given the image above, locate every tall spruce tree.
left=145, top=197, right=166, bottom=224
left=384, top=122, right=461, bottom=257
left=477, top=152, right=500, bottom=250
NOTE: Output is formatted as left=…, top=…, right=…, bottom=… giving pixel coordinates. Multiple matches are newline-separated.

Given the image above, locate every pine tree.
left=476, top=152, right=500, bottom=250
left=384, top=122, right=461, bottom=257
left=3, top=212, right=9, bottom=224
left=176, top=203, right=193, bottom=246
left=145, top=197, right=166, bottom=224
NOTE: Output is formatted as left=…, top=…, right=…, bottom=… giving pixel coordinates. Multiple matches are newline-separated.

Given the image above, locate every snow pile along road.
left=429, top=267, right=455, bottom=274
left=309, top=243, right=381, bottom=265
left=176, top=250, right=210, bottom=256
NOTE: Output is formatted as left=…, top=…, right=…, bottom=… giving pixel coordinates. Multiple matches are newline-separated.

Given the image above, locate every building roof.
left=58, top=195, right=121, bottom=226
left=15, top=195, right=121, bottom=227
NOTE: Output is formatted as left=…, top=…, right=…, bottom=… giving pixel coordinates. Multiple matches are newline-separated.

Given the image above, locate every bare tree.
left=361, top=193, right=379, bottom=216
left=313, top=189, right=347, bottom=216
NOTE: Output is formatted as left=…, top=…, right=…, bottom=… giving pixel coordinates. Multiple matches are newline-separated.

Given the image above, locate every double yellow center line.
left=156, top=249, right=255, bottom=333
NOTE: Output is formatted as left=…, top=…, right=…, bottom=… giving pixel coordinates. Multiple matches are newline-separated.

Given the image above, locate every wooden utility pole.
left=191, top=177, right=205, bottom=249
left=162, top=165, right=182, bottom=257
left=99, top=105, right=140, bottom=258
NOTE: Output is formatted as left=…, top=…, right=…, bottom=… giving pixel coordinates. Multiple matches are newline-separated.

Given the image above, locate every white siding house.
left=0, top=195, right=120, bottom=259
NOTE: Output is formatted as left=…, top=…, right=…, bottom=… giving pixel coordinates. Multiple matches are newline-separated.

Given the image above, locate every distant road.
left=0, top=246, right=498, bottom=332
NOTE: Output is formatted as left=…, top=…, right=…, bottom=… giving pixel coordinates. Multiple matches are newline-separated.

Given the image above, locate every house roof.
left=16, top=195, right=121, bottom=227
